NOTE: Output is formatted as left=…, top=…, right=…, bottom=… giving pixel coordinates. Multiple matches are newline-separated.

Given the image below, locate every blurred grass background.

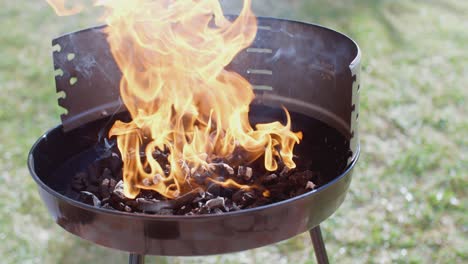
left=0, top=0, right=467, bottom=263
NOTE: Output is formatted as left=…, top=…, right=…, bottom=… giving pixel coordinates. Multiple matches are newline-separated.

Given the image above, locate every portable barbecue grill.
left=28, top=17, right=360, bottom=264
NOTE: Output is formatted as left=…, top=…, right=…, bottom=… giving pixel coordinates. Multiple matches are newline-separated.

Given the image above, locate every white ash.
left=113, top=180, right=126, bottom=199
left=153, top=174, right=163, bottom=185
left=101, top=178, right=110, bottom=187
left=208, top=162, right=235, bottom=176
left=306, top=181, right=316, bottom=190
left=205, top=197, right=225, bottom=210
left=142, top=178, right=152, bottom=186
left=237, top=166, right=253, bottom=180
left=80, top=191, right=101, bottom=207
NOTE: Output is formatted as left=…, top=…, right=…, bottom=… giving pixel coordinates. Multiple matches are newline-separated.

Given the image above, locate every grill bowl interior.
left=28, top=105, right=357, bottom=255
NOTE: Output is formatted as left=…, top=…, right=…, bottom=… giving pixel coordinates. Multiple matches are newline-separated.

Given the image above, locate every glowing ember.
left=47, top=0, right=302, bottom=199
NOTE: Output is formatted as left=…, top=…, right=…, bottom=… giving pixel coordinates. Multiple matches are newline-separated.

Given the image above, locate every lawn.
left=0, top=0, right=466, bottom=263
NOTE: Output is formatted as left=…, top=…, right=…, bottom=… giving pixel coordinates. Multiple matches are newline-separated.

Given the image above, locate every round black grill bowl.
left=28, top=17, right=360, bottom=256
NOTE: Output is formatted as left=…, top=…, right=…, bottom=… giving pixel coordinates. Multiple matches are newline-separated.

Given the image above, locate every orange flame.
left=46, top=0, right=85, bottom=16
left=47, top=0, right=302, bottom=199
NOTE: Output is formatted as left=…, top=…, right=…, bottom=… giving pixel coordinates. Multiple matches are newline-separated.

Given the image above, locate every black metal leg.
left=129, top=253, right=145, bottom=264
left=309, top=225, right=329, bottom=264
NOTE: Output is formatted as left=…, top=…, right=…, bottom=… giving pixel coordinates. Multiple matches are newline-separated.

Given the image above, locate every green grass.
left=1, top=0, right=467, bottom=263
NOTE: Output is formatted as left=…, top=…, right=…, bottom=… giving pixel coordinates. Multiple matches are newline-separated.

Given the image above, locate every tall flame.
left=47, top=0, right=302, bottom=199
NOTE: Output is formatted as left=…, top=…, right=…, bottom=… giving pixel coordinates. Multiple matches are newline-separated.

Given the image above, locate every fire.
left=46, top=0, right=84, bottom=16
left=47, top=0, right=302, bottom=199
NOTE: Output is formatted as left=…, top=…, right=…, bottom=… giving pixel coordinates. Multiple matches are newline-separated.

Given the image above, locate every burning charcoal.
left=205, top=197, right=225, bottom=210
left=71, top=181, right=85, bottom=192
left=68, top=131, right=330, bottom=216
left=262, top=173, right=278, bottom=184
left=222, top=164, right=235, bottom=176
left=209, top=156, right=225, bottom=164
left=192, top=192, right=205, bottom=204
left=267, top=182, right=290, bottom=201
left=164, top=164, right=171, bottom=172
left=192, top=172, right=207, bottom=185
left=136, top=198, right=167, bottom=213
left=247, top=196, right=270, bottom=209
left=274, top=146, right=287, bottom=167
left=172, top=189, right=202, bottom=208
left=190, top=167, right=198, bottom=176
left=71, top=172, right=87, bottom=191
left=193, top=191, right=213, bottom=204
left=113, top=180, right=126, bottom=200
left=197, top=201, right=204, bottom=209
left=79, top=191, right=101, bottom=207
left=139, top=190, right=162, bottom=200
left=237, top=166, right=253, bottom=181
left=289, top=170, right=316, bottom=187
left=219, top=186, right=234, bottom=198
left=232, top=190, right=256, bottom=208
left=212, top=208, right=224, bottom=214
left=117, top=202, right=127, bottom=211
left=179, top=160, right=191, bottom=176
left=208, top=162, right=235, bottom=176
left=87, top=185, right=99, bottom=194
left=305, top=181, right=316, bottom=190
left=206, top=181, right=221, bottom=196
left=101, top=178, right=110, bottom=187
left=158, top=209, right=174, bottom=215
left=177, top=204, right=195, bottom=215
left=136, top=189, right=201, bottom=213
left=190, top=166, right=212, bottom=184
left=231, top=203, right=241, bottom=211
left=101, top=203, right=114, bottom=210
left=153, top=174, right=163, bottom=185
left=290, top=187, right=308, bottom=197
left=86, top=163, right=101, bottom=184
left=100, top=178, right=111, bottom=198
left=122, top=198, right=138, bottom=209
left=142, top=178, right=152, bottom=187
left=223, top=199, right=236, bottom=212
left=279, top=166, right=291, bottom=178
left=204, top=192, right=215, bottom=200
left=152, top=149, right=168, bottom=159
left=226, top=144, right=247, bottom=164
left=101, top=168, right=112, bottom=179
left=107, top=155, right=123, bottom=176
left=109, top=178, right=117, bottom=190
left=198, top=206, right=210, bottom=214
